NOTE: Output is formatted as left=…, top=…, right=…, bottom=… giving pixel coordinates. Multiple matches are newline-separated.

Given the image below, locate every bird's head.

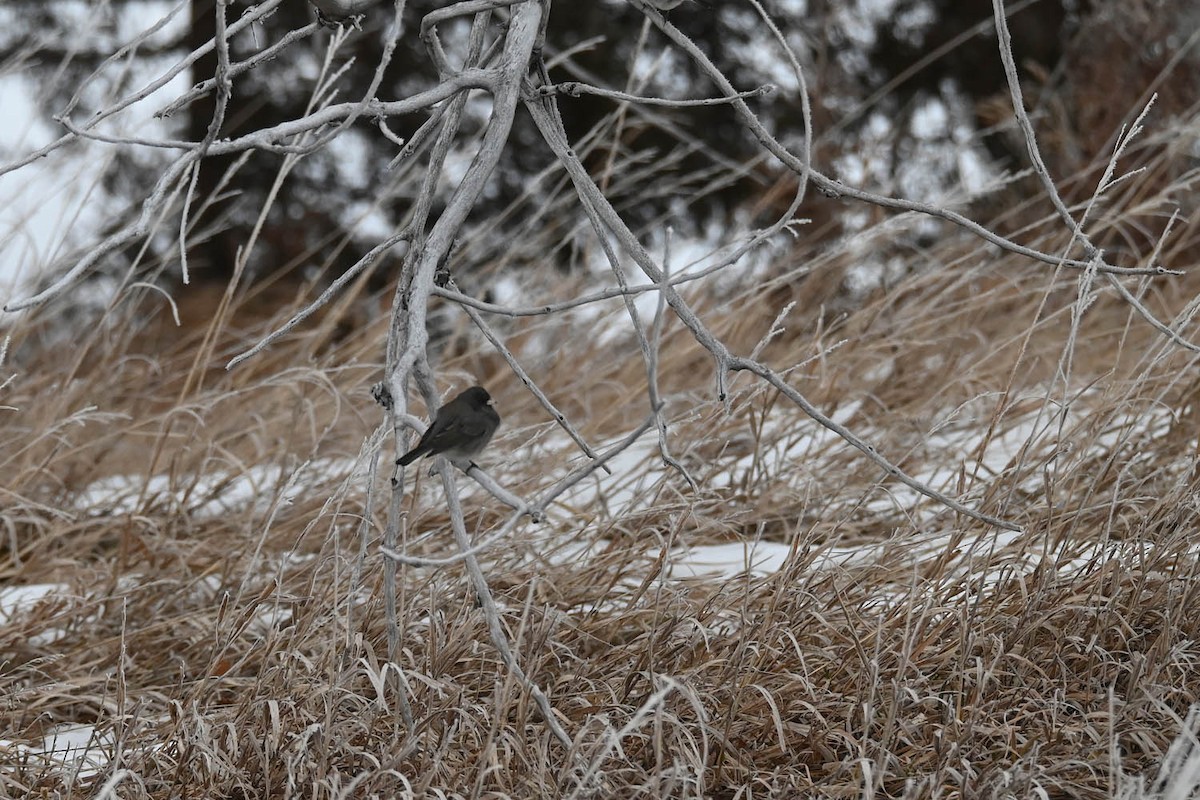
left=463, top=386, right=494, bottom=408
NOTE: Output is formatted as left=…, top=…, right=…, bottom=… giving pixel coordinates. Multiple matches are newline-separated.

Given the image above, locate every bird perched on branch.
left=309, top=0, right=376, bottom=25
left=397, top=386, right=500, bottom=471
left=639, top=0, right=706, bottom=11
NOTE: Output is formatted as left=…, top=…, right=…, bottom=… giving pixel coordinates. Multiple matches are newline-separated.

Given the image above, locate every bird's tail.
left=397, top=446, right=426, bottom=466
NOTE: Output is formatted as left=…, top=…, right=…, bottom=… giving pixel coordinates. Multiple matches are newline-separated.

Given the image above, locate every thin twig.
left=446, top=278, right=614, bottom=475
left=536, top=80, right=775, bottom=107
left=226, top=232, right=411, bottom=370
left=437, top=458, right=573, bottom=747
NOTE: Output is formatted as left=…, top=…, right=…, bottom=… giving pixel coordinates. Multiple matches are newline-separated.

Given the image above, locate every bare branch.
left=435, top=459, right=573, bottom=747
left=226, top=233, right=412, bottom=370
left=642, top=7, right=1176, bottom=278
left=523, top=68, right=1023, bottom=531
left=536, top=80, right=776, bottom=107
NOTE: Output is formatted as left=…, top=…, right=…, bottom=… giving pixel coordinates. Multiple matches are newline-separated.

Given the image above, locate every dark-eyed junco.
left=640, top=0, right=704, bottom=10
left=309, top=0, right=375, bottom=24
left=397, top=386, right=500, bottom=471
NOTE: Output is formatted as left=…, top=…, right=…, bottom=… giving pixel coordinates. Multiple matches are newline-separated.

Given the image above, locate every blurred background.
left=4, top=0, right=1196, bottom=317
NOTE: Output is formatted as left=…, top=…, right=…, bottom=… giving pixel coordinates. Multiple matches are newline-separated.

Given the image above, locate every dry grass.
left=5, top=130, right=1200, bottom=800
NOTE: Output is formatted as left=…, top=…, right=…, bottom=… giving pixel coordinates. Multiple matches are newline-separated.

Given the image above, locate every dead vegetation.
left=4, top=0, right=1200, bottom=797
left=3, top=112, right=1200, bottom=798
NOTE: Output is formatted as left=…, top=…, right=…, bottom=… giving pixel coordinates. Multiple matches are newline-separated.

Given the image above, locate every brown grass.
left=4, top=126, right=1200, bottom=800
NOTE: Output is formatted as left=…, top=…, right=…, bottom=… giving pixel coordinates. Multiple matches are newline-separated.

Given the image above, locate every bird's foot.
left=371, top=382, right=393, bottom=410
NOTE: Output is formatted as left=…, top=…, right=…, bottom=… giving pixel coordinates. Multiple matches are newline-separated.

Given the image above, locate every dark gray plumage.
left=309, top=0, right=375, bottom=24
left=397, top=386, right=500, bottom=470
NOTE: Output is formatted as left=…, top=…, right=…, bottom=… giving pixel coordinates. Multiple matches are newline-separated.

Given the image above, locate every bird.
left=309, top=0, right=376, bottom=25
left=397, top=386, right=500, bottom=471
left=641, top=0, right=705, bottom=11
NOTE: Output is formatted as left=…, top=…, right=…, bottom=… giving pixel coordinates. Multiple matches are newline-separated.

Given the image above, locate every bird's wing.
left=456, top=416, right=494, bottom=438
left=421, top=414, right=481, bottom=449
left=411, top=415, right=447, bottom=450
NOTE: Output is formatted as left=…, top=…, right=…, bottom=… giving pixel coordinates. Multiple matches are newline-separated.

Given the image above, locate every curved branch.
left=523, top=71, right=1023, bottom=532
left=637, top=4, right=1175, bottom=278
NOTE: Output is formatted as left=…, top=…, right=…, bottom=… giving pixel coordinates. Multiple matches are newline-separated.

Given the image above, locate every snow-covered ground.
left=66, top=380, right=1187, bottom=593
